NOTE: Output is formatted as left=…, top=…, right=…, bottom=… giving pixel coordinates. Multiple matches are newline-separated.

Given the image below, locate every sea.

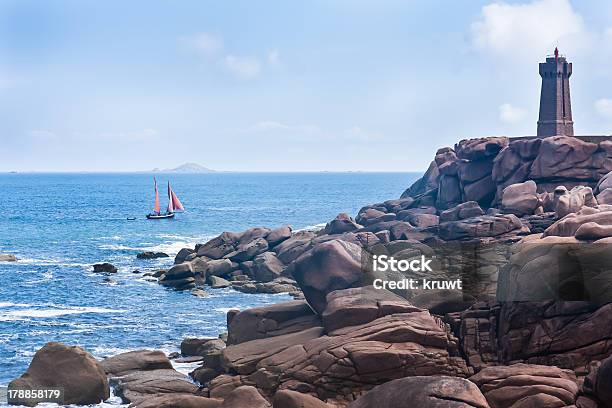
left=0, top=172, right=419, bottom=406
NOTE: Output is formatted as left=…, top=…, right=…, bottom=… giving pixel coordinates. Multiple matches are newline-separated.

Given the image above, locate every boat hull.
left=146, top=212, right=175, bottom=219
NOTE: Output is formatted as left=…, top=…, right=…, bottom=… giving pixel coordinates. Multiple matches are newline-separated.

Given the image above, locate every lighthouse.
left=537, top=48, right=574, bottom=137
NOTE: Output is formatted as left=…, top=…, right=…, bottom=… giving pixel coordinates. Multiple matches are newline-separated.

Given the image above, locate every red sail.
left=167, top=182, right=174, bottom=213
left=153, top=178, right=161, bottom=213
left=169, top=182, right=184, bottom=211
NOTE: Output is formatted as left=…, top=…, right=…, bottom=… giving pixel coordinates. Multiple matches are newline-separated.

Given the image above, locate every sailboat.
left=146, top=178, right=185, bottom=219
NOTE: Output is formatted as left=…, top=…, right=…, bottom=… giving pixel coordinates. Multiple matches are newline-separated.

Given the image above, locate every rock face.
left=438, top=214, right=522, bottom=241
left=291, top=239, right=363, bottom=314
left=470, top=364, right=579, bottom=408
left=159, top=263, right=196, bottom=290
left=213, top=290, right=469, bottom=404
left=348, top=376, right=490, bottom=408
left=323, top=213, right=361, bottom=235
left=404, top=135, right=612, bottom=210
left=8, top=342, right=109, bottom=406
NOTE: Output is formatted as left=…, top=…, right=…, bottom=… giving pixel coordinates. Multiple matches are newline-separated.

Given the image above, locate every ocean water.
left=0, top=172, right=419, bottom=405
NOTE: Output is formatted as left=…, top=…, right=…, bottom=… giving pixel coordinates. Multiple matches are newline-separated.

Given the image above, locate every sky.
left=2, top=0, right=612, bottom=172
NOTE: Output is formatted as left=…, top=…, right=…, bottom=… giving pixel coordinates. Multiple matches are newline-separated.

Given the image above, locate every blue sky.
left=2, top=0, right=612, bottom=172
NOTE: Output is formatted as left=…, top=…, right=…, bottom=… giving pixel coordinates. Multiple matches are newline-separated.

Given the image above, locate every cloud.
left=471, top=0, right=590, bottom=62
left=499, top=103, right=527, bottom=124
left=595, top=98, right=612, bottom=117
left=224, top=55, right=262, bottom=79
left=180, top=33, right=223, bottom=56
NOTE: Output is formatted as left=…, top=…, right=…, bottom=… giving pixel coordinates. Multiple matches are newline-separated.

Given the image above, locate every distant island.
left=151, top=163, right=216, bottom=173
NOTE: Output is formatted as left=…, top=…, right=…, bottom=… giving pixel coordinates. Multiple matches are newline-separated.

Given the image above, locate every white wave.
left=0, top=302, right=31, bottom=308
left=295, top=222, right=326, bottom=232
left=214, top=307, right=242, bottom=314
left=90, top=346, right=134, bottom=358
left=0, top=306, right=126, bottom=319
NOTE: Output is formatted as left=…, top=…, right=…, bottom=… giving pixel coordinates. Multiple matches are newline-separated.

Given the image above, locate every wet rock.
left=8, top=342, right=109, bottom=406
left=136, top=251, right=169, bottom=259
left=175, top=248, right=195, bottom=264
left=190, top=366, right=219, bottom=385
left=0, top=253, right=17, bottom=262
left=470, top=363, right=579, bottom=408
left=101, top=350, right=173, bottom=376
left=291, top=239, right=363, bottom=314
left=348, top=376, right=489, bottom=408
left=181, top=338, right=225, bottom=357
left=209, top=276, right=231, bottom=288
left=115, top=368, right=199, bottom=403
left=93, top=262, right=118, bottom=273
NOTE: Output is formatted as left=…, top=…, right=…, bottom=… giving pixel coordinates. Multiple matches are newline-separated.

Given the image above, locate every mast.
left=167, top=181, right=174, bottom=213
left=153, top=178, right=161, bottom=214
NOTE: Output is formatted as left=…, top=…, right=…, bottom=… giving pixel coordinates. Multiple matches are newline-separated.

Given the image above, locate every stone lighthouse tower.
left=537, top=48, right=574, bottom=137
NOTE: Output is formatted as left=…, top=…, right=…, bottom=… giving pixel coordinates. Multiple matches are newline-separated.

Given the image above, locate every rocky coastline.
left=8, top=135, right=612, bottom=407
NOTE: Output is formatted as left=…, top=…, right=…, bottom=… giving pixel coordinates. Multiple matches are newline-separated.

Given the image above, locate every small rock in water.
left=167, top=352, right=180, bottom=359
left=93, top=263, right=118, bottom=273
left=0, top=253, right=17, bottom=262
left=137, top=251, right=170, bottom=259
left=208, top=276, right=231, bottom=288
left=191, top=288, right=207, bottom=298
left=132, top=269, right=141, bottom=274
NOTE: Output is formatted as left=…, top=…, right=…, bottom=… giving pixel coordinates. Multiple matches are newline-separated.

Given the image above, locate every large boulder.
left=266, top=225, right=292, bottom=247
left=101, top=350, right=172, bottom=376
left=439, top=201, right=484, bottom=222
left=93, top=262, right=117, bottom=273
left=439, top=214, right=522, bottom=241
left=291, top=239, right=363, bottom=314
left=596, top=188, right=612, bottom=205
left=214, top=307, right=469, bottom=402
left=197, top=232, right=240, bottom=259
left=227, top=300, right=320, bottom=345
left=115, top=368, right=199, bottom=403
left=530, top=136, right=601, bottom=180
left=175, top=248, right=195, bottom=264
left=501, top=180, right=540, bottom=216
left=274, top=231, right=316, bottom=264
left=470, top=364, right=579, bottom=408
left=0, top=253, right=17, bottom=262
left=252, top=252, right=285, bottom=282
left=544, top=206, right=612, bottom=238
left=130, top=394, right=222, bottom=408
left=321, top=286, right=419, bottom=332
left=226, top=237, right=269, bottom=262
left=555, top=185, right=597, bottom=218
left=8, top=342, right=109, bottom=406
left=220, top=386, right=271, bottom=408
left=586, top=354, right=612, bottom=407
left=181, top=338, right=225, bottom=357
left=273, top=390, right=331, bottom=408
left=323, top=213, right=361, bottom=235
left=159, top=263, right=195, bottom=290
left=455, top=137, right=508, bottom=161
left=348, top=376, right=490, bottom=408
